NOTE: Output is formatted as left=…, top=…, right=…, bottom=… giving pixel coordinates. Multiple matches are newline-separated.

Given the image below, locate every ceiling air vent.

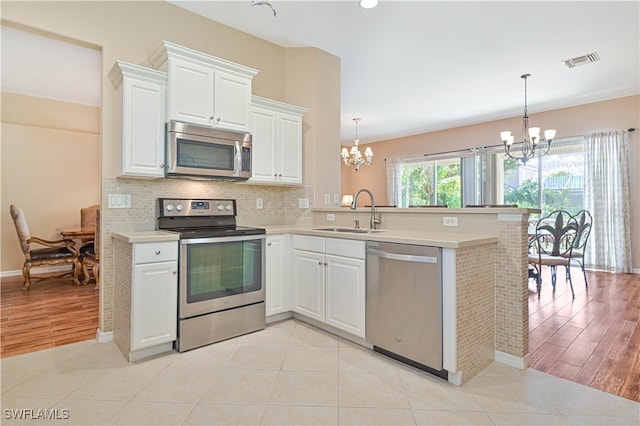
left=562, top=52, right=600, bottom=68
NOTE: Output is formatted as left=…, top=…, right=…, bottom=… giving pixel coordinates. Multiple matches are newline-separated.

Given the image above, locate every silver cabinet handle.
left=267, top=242, right=272, bottom=246
left=209, top=115, right=214, bottom=120
left=172, top=270, right=177, bottom=274
left=156, top=250, right=161, bottom=255
left=324, top=262, right=328, bottom=266
left=216, top=117, right=221, bottom=122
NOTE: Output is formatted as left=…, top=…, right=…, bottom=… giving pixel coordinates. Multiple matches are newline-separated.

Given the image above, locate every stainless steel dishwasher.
left=366, top=241, right=446, bottom=378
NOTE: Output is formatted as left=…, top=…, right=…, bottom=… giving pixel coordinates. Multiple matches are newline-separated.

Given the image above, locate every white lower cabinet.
left=292, top=235, right=365, bottom=338
left=131, top=260, right=178, bottom=351
left=113, top=237, right=179, bottom=362
left=325, top=254, right=365, bottom=337
left=292, top=249, right=325, bottom=322
left=265, top=234, right=291, bottom=317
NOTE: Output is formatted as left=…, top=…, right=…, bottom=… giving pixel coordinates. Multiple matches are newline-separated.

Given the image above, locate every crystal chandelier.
left=341, top=118, right=373, bottom=171
left=500, top=74, right=556, bottom=164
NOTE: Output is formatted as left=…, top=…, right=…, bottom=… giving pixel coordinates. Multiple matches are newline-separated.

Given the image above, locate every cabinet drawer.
left=293, top=235, right=325, bottom=253
left=326, top=238, right=365, bottom=259
left=134, top=241, right=178, bottom=264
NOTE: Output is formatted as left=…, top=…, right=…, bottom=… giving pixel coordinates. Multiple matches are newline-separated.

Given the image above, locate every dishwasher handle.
left=367, top=248, right=438, bottom=264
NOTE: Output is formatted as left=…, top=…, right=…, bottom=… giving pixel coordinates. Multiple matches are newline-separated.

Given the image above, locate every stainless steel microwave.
left=166, top=121, right=252, bottom=180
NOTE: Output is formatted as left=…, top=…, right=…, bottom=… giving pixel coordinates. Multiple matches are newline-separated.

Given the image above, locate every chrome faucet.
left=351, top=188, right=381, bottom=230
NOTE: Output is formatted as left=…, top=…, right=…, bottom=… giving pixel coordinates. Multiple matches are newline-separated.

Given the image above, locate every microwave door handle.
left=234, top=141, right=241, bottom=177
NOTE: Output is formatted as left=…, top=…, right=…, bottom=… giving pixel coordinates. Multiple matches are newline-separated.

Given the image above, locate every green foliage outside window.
left=504, top=165, right=583, bottom=216
left=400, top=161, right=461, bottom=208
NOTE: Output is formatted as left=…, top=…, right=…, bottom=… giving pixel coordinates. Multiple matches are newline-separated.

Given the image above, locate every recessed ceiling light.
left=360, top=0, right=378, bottom=9
left=562, top=52, right=600, bottom=68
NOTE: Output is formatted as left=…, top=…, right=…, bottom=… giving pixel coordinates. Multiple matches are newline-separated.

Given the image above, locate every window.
left=398, top=158, right=461, bottom=208
left=499, top=139, right=585, bottom=216
left=390, top=138, right=585, bottom=213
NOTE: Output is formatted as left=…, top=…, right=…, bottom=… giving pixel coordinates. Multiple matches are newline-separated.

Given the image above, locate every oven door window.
left=177, top=138, right=234, bottom=171
left=186, top=239, right=262, bottom=303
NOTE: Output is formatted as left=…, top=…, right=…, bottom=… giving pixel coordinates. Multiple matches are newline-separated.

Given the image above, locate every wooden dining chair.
left=9, top=204, right=81, bottom=290
left=80, top=209, right=100, bottom=289
left=528, top=210, right=578, bottom=298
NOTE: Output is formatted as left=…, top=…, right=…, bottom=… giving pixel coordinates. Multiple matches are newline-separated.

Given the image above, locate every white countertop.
left=109, top=226, right=497, bottom=249
left=111, top=230, right=180, bottom=244
left=262, top=225, right=497, bottom=249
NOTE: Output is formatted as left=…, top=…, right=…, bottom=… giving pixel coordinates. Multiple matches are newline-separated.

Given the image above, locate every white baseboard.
left=495, top=350, right=526, bottom=369
left=633, top=268, right=640, bottom=275
left=96, top=329, right=113, bottom=343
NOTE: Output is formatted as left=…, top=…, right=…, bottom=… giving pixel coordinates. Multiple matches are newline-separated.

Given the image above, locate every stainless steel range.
left=157, top=198, right=266, bottom=352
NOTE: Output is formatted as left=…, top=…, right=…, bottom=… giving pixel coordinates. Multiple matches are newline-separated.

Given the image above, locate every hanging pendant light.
left=340, top=118, right=373, bottom=171
left=501, top=74, right=556, bottom=164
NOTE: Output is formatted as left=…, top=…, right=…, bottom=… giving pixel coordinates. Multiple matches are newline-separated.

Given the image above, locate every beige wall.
left=1, top=93, right=101, bottom=271
left=1, top=1, right=341, bottom=333
left=342, top=95, right=640, bottom=269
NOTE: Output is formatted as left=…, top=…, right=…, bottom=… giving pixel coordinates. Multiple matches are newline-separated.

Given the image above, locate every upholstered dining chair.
left=80, top=209, right=100, bottom=289
left=9, top=204, right=81, bottom=290
left=528, top=210, right=578, bottom=298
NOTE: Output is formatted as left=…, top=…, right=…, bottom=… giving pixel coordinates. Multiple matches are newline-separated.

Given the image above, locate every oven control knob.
left=176, top=204, right=184, bottom=211
left=225, top=205, right=233, bottom=211
left=217, top=204, right=225, bottom=211
left=166, top=204, right=174, bottom=211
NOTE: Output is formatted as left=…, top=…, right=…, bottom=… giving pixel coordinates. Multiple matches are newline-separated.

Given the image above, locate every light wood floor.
left=1, top=268, right=638, bottom=402
left=528, top=267, right=640, bottom=402
left=0, top=274, right=99, bottom=358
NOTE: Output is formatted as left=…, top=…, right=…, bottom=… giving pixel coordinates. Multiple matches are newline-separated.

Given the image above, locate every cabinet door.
left=214, top=72, right=252, bottom=133
left=249, top=106, right=278, bottom=183
left=121, top=76, right=166, bottom=177
left=131, top=261, right=178, bottom=351
left=278, top=112, right=303, bottom=184
left=325, top=254, right=366, bottom=338
left=266, top=235, right=290, bottom=316
left=168, top=59, right=214, bottom=126
left=292, top=250, right=325, bottom=322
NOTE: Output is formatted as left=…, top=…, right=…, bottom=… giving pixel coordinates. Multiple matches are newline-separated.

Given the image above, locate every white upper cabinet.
left=108, top=61, right=167, bottom=178
left=150, top=41, right=258, bottom=133
left=250, top=96, right=306, bottom=185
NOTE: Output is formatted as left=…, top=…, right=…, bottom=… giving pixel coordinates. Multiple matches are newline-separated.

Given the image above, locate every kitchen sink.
left=315, top=227, right=384, bottom=234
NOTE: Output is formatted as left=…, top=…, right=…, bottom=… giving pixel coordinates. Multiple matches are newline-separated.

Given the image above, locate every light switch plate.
left=108, top=193, right=131, bottom=208
left=256, top=198, right=264, bottom=209
left=324, top=194, right=331, bottom=205
left=298, top=198, right=309, bottom=209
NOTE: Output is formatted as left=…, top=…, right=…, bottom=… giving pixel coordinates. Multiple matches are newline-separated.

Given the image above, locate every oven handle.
left=181, top=234, right=266, bottom=245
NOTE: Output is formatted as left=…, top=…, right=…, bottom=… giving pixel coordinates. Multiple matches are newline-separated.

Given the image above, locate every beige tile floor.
left=1, top=319, right=638, bottom=425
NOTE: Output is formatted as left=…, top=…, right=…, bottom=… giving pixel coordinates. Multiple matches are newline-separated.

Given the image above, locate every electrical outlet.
left=298, top=198, right=309, bottom=209
left=443, top=216, right=458, bottom=227
left=256, top=198, right=263, bottom=209
left=333, top=194, right=340, bottom=204
left=327, top=214, right=335, bottom=221
left=324, top=193, right=331, bottom=205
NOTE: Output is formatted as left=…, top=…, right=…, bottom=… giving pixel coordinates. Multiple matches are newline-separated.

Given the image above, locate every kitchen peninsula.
left=258, top=206, right=535, bottom=385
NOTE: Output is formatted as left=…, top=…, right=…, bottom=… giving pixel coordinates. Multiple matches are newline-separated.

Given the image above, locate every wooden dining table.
left=59, top=226, right=96, bottom=240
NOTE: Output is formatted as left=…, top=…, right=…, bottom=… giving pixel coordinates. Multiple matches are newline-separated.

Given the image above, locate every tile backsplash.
left=100, top=177, right=314, bottom=332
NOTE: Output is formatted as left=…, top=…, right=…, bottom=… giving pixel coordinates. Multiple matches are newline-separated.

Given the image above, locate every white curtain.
left=386, top=158, right=400, bottom=207
left=584, top=130, right=632, bottom=273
